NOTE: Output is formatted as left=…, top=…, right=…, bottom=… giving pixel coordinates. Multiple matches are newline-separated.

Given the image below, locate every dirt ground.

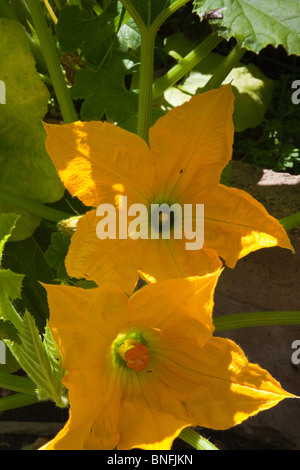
left=211, top=161, right=300, bottom=449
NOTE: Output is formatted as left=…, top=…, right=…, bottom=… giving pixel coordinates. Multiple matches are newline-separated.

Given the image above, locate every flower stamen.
left=114, top=335, right=151, bottom=372
left=124, top=343, right=150, bottom=372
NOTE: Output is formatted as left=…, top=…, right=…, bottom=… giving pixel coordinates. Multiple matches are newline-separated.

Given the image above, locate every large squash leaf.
left=0, top=19, right=64, bottom=241
left=193, top=0, right=300, bottom=55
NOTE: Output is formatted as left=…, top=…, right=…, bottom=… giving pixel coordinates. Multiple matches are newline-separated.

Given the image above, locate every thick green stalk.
left=120, top=0, right=193, bottom=141
left=0, top=392, right=40, bottom=412
left=214, top=311, right=300, bottom=332
left=27, top=33, right=49, bottom=76
left=0, top=371, right=37, bottom=395
left=119, top=0, right=146, bottom=32
left=10, top=0, right=32, bottom=27
left=179, top=427, right=218, bottom=450
left=202, top=43, right=247, bottom=92
left=137, top=31, right=155, bottom=143
left=120, top=1, right=153, bottom=142
left=280, top=211, right=300, bottom=231
left=151, top=0, right=191, bottom=32
left=153, top=33, right=222, bottom=101
left=0, top=189, right=71, bottom=223
left=26, top=0, right=77, bottom=123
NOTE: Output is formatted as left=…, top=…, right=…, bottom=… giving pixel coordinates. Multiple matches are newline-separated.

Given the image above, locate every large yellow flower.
left=40, top=273, right=294, bottom=450
left=44, top=85, right=292, bottom=294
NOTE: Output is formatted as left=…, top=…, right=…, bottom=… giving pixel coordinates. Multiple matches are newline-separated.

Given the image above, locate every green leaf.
left=0, top=18, right=64, bottom=241
left=72, top=53, right=139, bottom=123
left=0, top=213, right=24, bottom=333
left=7, top=311, right=66, bottom=407
left=193, top=0, right=300, bottom=55
left=162, top=52, right=274, bottom=132
left=57, top=4, right=127, bottom=64
left=1, top=234, right=55, bottom=331
left=0, top=319, right=20, bottom=343
left=0, top=269, right=24, bottom=303
left=43, top=322, right=65, bottom=396
left=118, top=17, right=141, bottom=51
left=0, top=213, right=19, bottom=262
left=44, top=232, right=70, bottom=280
left=0, top=347, right=21, bottom=374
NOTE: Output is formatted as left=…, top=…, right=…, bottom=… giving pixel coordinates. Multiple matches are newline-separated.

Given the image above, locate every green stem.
left=214, top=311, right=300, bottom=333
left=0, top=189, right=71, bottom=223
left=27, top=33, right=49, bottom=75
left=280, top=211, right=300, bottom=231
left=153, top=33, right=222, bottom=101
left=151, top=0, right=191, bottom=32
left=202, top=43, right=247, bottom=92
left=119, top=0, right=146, bottom=32
left=10, top=0, right=32, bottom=28
left=137, top=31, right=155, bottom=143
left=179, top=427, right=218, bottom=450
left=26, top=0, right=77, bottom=123
left=120, top=0, right=192, bottom=142
left=0, top=371, right=37, bottom=395
left=39, top=72, right=53, bottom=86
left=0, top=392, right=40, bottom=412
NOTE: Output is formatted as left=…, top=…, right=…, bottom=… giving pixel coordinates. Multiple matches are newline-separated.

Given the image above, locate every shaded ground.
left=211, top=161, right=300, bottom=450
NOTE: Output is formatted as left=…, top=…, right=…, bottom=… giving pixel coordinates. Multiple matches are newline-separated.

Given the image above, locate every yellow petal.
left=40, top=368, right=121, bottom=450
left=129, top=272, right=222, bottom=346
left=138, top=238, right=222, bottom=284
left=42, top=282, right=128, bottom=370
left=44, top=121, right=155, bottom=207
left=149, top=85, right=234, bottom=201
left=39, top=418, right=85, bottom=450
left=156, top=335, right=295, bottom=431
left=117, top=395, right=189, bottom=450
left=65, top=209, right=149, bottom=294
left=197, top=184, right=293, bottom=267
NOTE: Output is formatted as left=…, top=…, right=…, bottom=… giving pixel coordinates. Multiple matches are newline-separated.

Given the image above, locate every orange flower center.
left=124, top=343, right=151, bottom=372
left=114, top=334, right=151, bottom=372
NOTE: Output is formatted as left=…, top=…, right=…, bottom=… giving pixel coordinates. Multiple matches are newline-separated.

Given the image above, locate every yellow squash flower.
left=44, top=85, right=292, bottom=294
left=40, top=273, right=295, bottom=450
